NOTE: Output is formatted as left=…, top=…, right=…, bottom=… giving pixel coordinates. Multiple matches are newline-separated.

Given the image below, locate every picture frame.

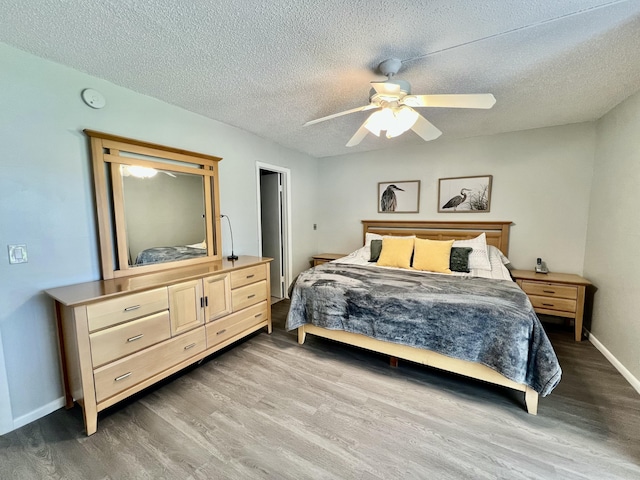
left=378, top=180, right=420, bottom=213
left=438, top=175, right=492, bottom=213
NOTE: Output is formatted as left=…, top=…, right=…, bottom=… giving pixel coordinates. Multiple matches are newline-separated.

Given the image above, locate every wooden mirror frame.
left=85, top=130, right=223, bottom=279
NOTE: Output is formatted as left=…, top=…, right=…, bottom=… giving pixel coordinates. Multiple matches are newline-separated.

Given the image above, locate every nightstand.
left=511, top=270, right=591, bottom=341
left=312, top=253, right=346, bottom=267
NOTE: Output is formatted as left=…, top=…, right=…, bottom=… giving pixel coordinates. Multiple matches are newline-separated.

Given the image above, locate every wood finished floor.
left=1, top=300, right=639, bottom=479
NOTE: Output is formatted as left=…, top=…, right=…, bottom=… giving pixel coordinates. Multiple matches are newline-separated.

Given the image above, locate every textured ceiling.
left=2, top=0, right=640, bottom=158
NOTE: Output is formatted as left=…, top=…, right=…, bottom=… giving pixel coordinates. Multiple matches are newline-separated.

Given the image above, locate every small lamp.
left=221, top=214, right=238, bottom=260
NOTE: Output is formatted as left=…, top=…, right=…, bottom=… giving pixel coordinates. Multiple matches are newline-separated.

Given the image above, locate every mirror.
left=86, top=130, right=223, bottom=279
left=122, top=167, right=207, bottom=267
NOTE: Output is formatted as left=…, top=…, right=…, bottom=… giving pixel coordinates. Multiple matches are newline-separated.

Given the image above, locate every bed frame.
left=297, top=220, right=539, bottom=415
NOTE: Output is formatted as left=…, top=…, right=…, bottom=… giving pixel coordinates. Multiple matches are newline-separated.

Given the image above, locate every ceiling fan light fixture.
left=364, top=106, right=419, bottom=139
left=364, top=108, right=395, bottom=137
left=386, top=106, right=419, bottom=138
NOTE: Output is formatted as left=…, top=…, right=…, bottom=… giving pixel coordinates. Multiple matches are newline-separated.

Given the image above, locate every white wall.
left=316, top=123, right=596, bottom=274
left=584, top=90, right=640, bottom=384
left=0, top=43, right=318, bottom=433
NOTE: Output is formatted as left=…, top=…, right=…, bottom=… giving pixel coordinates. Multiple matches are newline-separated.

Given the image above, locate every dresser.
left=510, top=270, right=591, bottom=341
left=47, top=256, right=271, bottom=435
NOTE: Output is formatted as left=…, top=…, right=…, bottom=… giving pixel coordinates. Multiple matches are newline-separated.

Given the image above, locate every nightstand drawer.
left=529, top=295, right=576, bottom=313
left=520, top=281, right=577, bottom=300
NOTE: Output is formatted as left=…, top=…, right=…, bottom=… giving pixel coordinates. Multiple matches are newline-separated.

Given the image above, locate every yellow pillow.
left=412, top=238, right=454, bottom=273
left=377, top=236, right=415, bottom=269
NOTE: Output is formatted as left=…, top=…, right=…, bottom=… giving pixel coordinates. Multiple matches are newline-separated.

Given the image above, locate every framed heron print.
left=378, top=180, right=420, bottom=213
left=438, top=175, right=492, bottom=213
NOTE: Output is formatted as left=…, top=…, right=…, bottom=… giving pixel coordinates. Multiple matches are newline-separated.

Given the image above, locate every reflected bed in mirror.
left=85, top=130, right=223, bottom=279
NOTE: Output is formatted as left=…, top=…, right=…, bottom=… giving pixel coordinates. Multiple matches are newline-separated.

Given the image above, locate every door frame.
left=256, top=162, right=292, bottom=299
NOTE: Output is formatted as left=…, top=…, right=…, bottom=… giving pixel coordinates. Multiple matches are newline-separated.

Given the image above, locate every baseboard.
left=588, top=332, right=640, bottom=395
left=12, top=396, right=65, bottom=431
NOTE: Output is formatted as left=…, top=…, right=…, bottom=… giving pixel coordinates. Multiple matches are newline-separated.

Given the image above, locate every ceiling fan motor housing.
left=370, top=79, right=411, bottom=101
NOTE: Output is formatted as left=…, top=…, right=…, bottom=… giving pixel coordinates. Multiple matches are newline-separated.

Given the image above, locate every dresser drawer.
left=230, top=264, right=267, bottom=289
left=232, top=280, right=267, bottom=311
left=93, top=326, right=205, bottom=403
left=520, top=281, right=577, bottom=300
left=529, top=295, right=577, bottom=314
left=86, top=288, right=169, bottom=332
left=206, top=301, right=268, bottom=348
left=89, top=311, right=171, bottom=368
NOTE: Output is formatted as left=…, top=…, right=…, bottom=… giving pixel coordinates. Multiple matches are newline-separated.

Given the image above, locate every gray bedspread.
left=286, top=263, right=561, bottom=396
left=134, top=246, right=206, bottom=265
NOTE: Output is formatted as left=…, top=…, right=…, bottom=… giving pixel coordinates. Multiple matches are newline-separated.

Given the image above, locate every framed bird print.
left=378, top=180, right=420, bottom=213
left=438, top=175, right=492, bottom=213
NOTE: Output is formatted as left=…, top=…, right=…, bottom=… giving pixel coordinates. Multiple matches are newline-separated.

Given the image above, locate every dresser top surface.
left=46, top=256, right=271, bottom=306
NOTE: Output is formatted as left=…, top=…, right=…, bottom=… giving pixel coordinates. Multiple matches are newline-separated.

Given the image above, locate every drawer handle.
left=542, top=303, right=554, bottom=307
left=247, top=294, right=256, bottom=299
left=543, top=290, right=556, bottom=294
left=184, top=343, right=197, bottom=350
left=115, top=372, right=132, bottom=382
left=127, top=334, right=144, bottom=342
left=217, top=329, right=227, bottom=335
left=246, top=274, right=255, bottom=279
left=124, top=305, right=141, bottom=312
left=254, top=313, right=262, bottom=318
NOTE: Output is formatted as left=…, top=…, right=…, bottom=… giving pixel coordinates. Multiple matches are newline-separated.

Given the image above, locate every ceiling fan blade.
left=411, top=114, right=442, bottom=142
left=346, top=121, right=371, bottom=147
left=404, top=94, right=496, bottom=109
left=304, top=104, right=376, bottom=126
left=371, top=82, right=401, bottom=95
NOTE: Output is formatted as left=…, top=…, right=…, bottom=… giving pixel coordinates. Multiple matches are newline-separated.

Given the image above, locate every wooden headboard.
left=362, top=220, right=512, bottom=256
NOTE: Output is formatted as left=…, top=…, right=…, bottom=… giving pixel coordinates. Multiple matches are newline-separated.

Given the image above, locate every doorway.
left=256, top=163, right=291, bottom=303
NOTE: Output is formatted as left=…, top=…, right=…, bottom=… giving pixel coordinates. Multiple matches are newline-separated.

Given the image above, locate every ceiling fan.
left=304, top=58, right=496, bottom=147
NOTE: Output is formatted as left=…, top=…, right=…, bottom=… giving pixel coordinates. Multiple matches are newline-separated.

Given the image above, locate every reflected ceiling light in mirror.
left=121, top=165, right=158, bottom=178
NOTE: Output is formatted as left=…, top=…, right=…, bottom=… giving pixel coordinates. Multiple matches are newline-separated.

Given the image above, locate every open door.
left=257, top=163, right=291, bottom=302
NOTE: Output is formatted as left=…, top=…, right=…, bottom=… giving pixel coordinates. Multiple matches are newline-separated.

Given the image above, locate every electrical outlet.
left=8, top=244, right=28, bottom=264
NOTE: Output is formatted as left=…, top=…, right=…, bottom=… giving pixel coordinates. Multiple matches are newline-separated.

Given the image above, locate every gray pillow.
left=369, top=239, right=383, bottom=262
left=450, top=247, right=472, bottom=272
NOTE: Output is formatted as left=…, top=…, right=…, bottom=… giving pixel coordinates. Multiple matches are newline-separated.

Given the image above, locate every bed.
left=134, top=242, right=207, bottom=265
left=286, top=220, right=562, bottom=414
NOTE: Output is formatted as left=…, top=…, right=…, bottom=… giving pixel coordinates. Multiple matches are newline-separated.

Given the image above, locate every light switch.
left=8, top=244, right=28, bottom=264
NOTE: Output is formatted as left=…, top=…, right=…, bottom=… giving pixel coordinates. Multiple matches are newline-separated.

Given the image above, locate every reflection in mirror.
left=121, top=165, right=207, bottom=266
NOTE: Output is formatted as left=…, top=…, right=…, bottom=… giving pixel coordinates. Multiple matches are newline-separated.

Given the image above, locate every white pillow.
left=486, top=245, right=513, bottom=280
left=364, top=232, right=383, bottom=248
left=453, top=233, right=491, bottom=271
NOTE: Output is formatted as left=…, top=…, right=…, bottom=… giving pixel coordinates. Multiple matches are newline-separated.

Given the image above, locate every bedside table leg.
left=575, top=286, right=586, bottom=341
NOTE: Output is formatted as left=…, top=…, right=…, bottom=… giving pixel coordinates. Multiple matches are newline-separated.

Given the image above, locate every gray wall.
left=316, top=123, right=596, bottom=274
left=584, top=90, right=640, bottom=385
left=0, top=43, right=319, bottom=433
